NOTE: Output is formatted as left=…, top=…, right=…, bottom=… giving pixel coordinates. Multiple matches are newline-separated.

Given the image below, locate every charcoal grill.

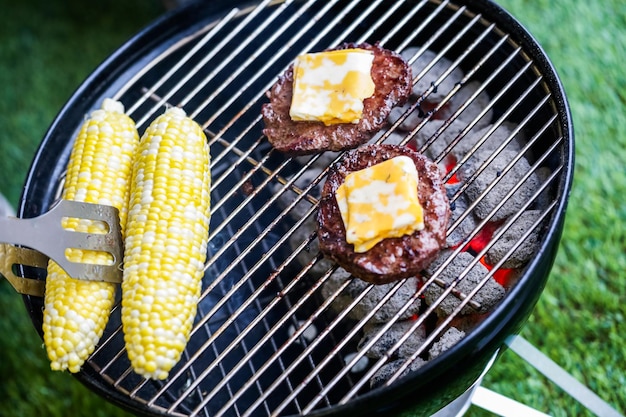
left=17, top=0, right=573, bottom=416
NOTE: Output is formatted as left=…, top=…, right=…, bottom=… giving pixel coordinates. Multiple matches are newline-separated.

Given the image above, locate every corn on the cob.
left=121, top=106, right=210, bottom=380
left=42, top=98, right=139, bottom=373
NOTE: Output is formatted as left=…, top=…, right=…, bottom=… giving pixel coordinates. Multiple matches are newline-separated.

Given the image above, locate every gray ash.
left=370, top=357, right=427, bottom=389
left=358, top=320, right=427, bottom=359
left=321, top=269, right=422, bottom=324
left=445, top=183, right=478, bottom=248
left=429, top=327, right=466, bottom=360
left=424, top=251, right=505, bottom=316
left=459, top=149, right=541, bottom=221
left=485, top=210, right=544, bottom=269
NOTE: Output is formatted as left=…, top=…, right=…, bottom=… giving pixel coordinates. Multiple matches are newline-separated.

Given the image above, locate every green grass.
left=475, top=1, right=626, bottom=416
left=0, top=0, right=624, bottom=416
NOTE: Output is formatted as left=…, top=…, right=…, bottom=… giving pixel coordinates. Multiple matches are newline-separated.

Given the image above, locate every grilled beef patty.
left=317, top=144, right=450, bottom=284
left=261, top=43, right=412, bottom=155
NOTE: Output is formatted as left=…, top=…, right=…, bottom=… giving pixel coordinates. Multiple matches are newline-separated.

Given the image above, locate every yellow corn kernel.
left=42, top=98, right=139, bottom=373
left=121, top=106, right=210, bottom=380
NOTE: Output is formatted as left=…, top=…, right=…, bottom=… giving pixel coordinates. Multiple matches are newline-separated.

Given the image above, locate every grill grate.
left=41, top=1, right=568, bottom=416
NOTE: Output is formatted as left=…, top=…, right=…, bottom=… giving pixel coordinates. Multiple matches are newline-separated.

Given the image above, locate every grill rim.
left=17, top=0, right=574, bottom=416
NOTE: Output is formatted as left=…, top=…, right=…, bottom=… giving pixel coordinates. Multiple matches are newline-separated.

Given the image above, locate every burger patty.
left=261, top=42, right=412, bottom=155
left=317, top=144, right=450, bottom=284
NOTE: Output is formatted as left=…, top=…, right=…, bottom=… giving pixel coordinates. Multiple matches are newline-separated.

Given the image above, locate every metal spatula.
left=0, top=200, right=123, bottom=296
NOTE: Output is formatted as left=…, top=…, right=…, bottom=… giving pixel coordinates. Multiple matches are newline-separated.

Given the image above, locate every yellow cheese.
left=336, top=156, right=424, bottom=252
left=290, top=48, right=375, bottom=125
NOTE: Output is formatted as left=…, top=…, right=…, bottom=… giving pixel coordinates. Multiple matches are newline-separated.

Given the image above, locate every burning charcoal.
left=272, top=166, right=324, bottom=220
left=402, top=48, right=464, bottom=102
left=379, top=131, right=408, bottom=146
left=387, top=102, right=422, bottom=133
left=415, top=119, right=468, bottom=159
left=424, top=251, right=506, bottom=316
left=445, top=81, right=494, bottom=128
left=485, top=210, right=543, bottom=269
left=358, top=320, right=427, bottom=359
left=440, top=312, right=487, bottom=334
left=445, top=183, right=478, bottom=248
left=367, top=129, right=409, bottom=147
left=451, top=122, right=525, bottom=162
left=287, top=215, right=336, bottom=278
left=459, top=148, right=541, bottom=221
left=321, top=271, right=422, bottom=323
left=387, top=48, right=465, bottom=131
left=389, top=81, right=493, bottom=134
left=532, top=166, right=553, bottom=211
left=429, top=327, right=466, bottom=359
left=295, top=150, right=341, bottom=171
left=370, top=357, right=428, bottom=389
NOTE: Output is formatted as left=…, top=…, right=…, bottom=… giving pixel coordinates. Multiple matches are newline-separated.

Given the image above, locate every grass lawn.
left=0, top=0, right=624, bottom=416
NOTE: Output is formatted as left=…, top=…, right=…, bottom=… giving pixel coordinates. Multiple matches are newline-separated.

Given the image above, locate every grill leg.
left=471, top=385, right=551, bottom=417
left=471, top=335, right=624, bottom=417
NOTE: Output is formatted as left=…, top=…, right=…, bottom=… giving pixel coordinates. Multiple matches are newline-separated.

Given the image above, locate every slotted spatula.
left=0, top=200, right=123, bottom=296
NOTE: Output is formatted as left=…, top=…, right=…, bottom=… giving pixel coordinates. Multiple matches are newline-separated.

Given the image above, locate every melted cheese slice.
left=290, top=48, right=375, bottom=125
left=336, top=156, right=424, bottom=253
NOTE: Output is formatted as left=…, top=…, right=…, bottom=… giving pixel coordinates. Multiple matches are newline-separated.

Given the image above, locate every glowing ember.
left=468, top=220, right=504, bottom=253
left=444, top=155, right=460, bottom=185
left=479, top=256, right=516, bottom=287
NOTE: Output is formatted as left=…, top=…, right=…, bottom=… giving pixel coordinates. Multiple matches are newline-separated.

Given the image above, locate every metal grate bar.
left=68, top=1, right=572, bottom=416
left=336, top=158, right=563, bottom=405
left=371, top=137, right=566, bottom=391
left=184, top=6, right=498, bottom=412
left=119, top=4, right=434, bottom=410
left=187, top=0, right=356, bottom=122
left=195, top=0, right=366, bottom=170
left=131, top=0, right=277, bottom=128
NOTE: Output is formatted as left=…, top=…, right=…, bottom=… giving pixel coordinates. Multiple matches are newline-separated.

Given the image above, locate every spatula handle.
left=0, top=200, right=123, bottom=283
left=0, top=243, right=46, bottom=296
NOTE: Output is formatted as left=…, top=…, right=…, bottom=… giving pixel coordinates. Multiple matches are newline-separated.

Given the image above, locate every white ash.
left=370, top=357, right=428, bottom=389
left=485, top=210, right=543, bottom=269
left=343, top=352, right=370, bottom=374
left=445, top=183, right=478, bottom=248
left=429, top=327, right=466, bottom=360
left=418, top=121, right=524, bottom=165
left=321, top=270, right=422, bottom=324
left=424, top=251, right=505, bottom=316
left=358, top=320, right=427, bottom=359
left=459, top=148, right=541, bottom=221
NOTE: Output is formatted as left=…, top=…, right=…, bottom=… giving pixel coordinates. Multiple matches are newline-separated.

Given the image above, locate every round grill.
left=19, top=1, right=573, bottom=416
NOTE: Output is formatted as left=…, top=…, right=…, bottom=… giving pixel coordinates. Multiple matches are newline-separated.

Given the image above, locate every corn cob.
left=42, top=98, right=139, bottom=373
left=121, top=106, right=210, bottom=380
